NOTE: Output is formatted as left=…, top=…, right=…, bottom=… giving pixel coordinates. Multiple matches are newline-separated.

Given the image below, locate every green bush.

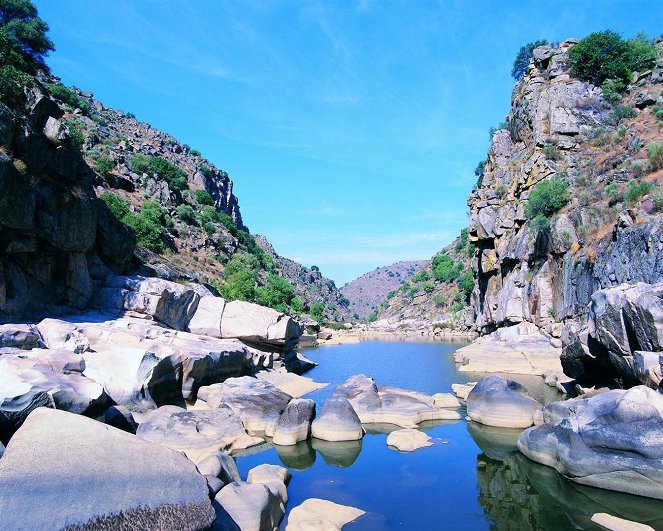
left=46, top=84, right=89, bottom=114
left=651, top=192, right=663, bottom=213
left=569, top=30, right=657, bottom=90
left=149, top=157, right=188, bottom=192
left=219, top=269, right=256, bottom=302
left=601, top=79, right=625, bottom=103
left=310, top=302, right=324, bottom=322
left=432, top=255, right=461, bottom=282
left=176, top=204, right=196, bottom=223
left=459, top=269, right=474, bottom=300
left=530, top=214, right=551, bottom=233
left=131, top=153, right=152, bottom=173
left=65, top=121, right=84, bottom=147
left=456, top=228, right=468, bottom=252
left=605, top=105, right=637, bottom=126
left=511, top=39, right=549, bottom=80
left=542, top=144, right=562, bottom=161
left=474, top=160, right=487, bottom=188
left=255, top=274, right=295, bottom=311
left=123, top=200, right=166, bottom=252
left=200, top=166, right=213, bottom=179
left=450, top=302, right=464, bottom=313
left=0, top=64, right=33, bottom=106
left=411, top=269, right=430, bottom=283
left=203, top=222, right=216, bottom=234
left=524, top=178, right=569, bottom=219
left=432, top=294, right=445, bottom=307
left=604, top=182, right=621, bottom=200
left=422, top=282, right=435, bottom=294
left=648, top=141, right=663, bottom=171
left=94, top=157, right=114, bottom=177
left=624, top=180, right=654, bottom=204
left=387, top=290, right=397, bottom=299
left=100, top=192, right=130, bottom=220
left=195, top=189, right=214, bottom=205
left=190, top=149, right=201, bottom=157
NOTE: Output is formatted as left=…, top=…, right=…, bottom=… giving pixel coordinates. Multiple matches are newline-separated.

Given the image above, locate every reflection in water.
left=468, top=420, right=663, bottom=530
left=311, top=438, right=363, bottom=468
left=275, top=439, right=316, bottom=470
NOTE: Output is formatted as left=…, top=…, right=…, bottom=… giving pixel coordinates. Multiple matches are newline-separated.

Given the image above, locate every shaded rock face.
left=518, top=386, right=663, bottom=500
left=467, top=39, right=663, bottom=336
left=0, top=408, right=215, bottom=530
left=561, top=282, right=663, bottom=387
left=0, top=90, right=136, bottom=320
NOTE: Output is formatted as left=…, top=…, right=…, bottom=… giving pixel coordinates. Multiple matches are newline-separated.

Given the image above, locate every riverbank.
left=314, top=327, right=476, bottom=347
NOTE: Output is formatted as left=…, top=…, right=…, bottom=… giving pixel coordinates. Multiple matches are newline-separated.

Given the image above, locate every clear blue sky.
left=35, top=1, right=661, bottom=285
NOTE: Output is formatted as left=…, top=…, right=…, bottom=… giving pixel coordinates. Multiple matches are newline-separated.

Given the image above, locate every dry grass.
left=13, top=159, right=26, bottom=173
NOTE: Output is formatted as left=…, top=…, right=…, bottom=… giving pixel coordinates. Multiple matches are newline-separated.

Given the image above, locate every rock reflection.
left=468, top=420, right=663, bottom=530
left=311, top=438, right=362, bottom=468
left=275, top=439, right=316, bottom=470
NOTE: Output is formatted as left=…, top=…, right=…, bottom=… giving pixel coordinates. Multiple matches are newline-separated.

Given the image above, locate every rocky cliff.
left=468, top=39, right=663, bottom=343
left=340, top=260, right=426, bottom=320
left=0, top=74, right=347, bottom=322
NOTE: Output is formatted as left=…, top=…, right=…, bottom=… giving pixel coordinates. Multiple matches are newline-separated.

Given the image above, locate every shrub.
left=310, top=302, right=324, bottom=322
left=219, top=269, right=256, bottom=302
left=604, top=182, right=621, bottom=200
left=123, top=200, right=166, bottom=252
left=542, top=144, right=562, bottom=161
left=647, top=141, right=663, bottom=171
left=100, top=192, right=129, bottom=219
left=194, top=189, right=214, bottom=205
left=432, top=255, right=460, bottom=282
left=456, top=228, right=469, bottom=252
left=651, top=192, right=663, bottom=213
left=203, top=221, right=216, bottom=234
left=176, top=204, right=196, bottom=223
left=387, top=290, right=397, bottom=299
left=94, top=157, right=114, bottom=177
left=432, top=294, right=445, bottom=307
left=450, top=302, right=464, bottom=313
left=474, top=160, right=487, bottom=188
left=125, top=112, right=136, bottom=119
left=190, top=149, right=201, bottom=157
left=569, top=31, right=656, bottom=89
left=653, top=105, right=663, bottom=120
left=0, top=64, right=33, bottom=106
left=459, top=270, right=474, bottom=300
left=605, top=105, right=637, bottom=126
left=131, top=153, right=152, bottom=174
left=65, top=121, right=84, bottom=147
left=624, top=181, right=654, bottom=204
left=601, top=79, right=624, bottom=103
left=255, top=274, right=295, bottom=311
left=524, top=178, right=570, bottom=219
left=488, top=122, right=507, bottom=139
left=291, top=297, right=305, bottom=314
left=511, top=39, right=549, bottom=80
left=530, top=214, right=551, bottom=233
left=200, top=165, right=213, bottom=179
left=590, top=127, right=609, bottom=146
left=422, top=282, right=435, bottom=294
left=46, top=83, right=89, bottom=114
left=411, top=269, right=430, bottom=283
left=149, top=157, right=188, bottom=192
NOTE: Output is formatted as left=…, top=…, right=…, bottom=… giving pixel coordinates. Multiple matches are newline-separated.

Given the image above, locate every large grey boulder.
left=467, top=375, right=542, bottom=428
left=333, top=375, right=460, bottom=428
left=102, top=275, right=201, bottom=330
left=198, top=376, right=292, bottom=432
left=214, top=479, right=286, bottom=531
left=136, top=405, right=262, bottom=463
left=561, top=282, right=663, bottom=387
left=311, top=396, right=363, bottom=442
left=0, top=408, right=215, bottom=530
left=0, top=352, right=107, bottom=441
left=518, top=386, right=663, bottom=500
left=36, top=318, right=90, bottom=353
left=187, top=296, right=226, bottom=337
left=220, top=300, right=303, bottom=349
left=270, top=398, right=315, bottom=446
left=0, top=324, right=42, bottom=349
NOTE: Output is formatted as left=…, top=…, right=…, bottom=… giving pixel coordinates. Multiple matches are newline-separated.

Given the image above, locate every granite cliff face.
left=468, top=39, right=663, bottom=344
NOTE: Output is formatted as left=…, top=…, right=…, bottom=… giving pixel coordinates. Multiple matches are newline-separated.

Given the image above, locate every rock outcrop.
left=467, top=375, right=542, bottom=428
left=518, top=386, right=663, bottom=500
left=0, top=408, right=215, bottom=530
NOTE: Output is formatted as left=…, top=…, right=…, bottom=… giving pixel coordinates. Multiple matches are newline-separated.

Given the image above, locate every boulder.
left=271, top=398, right=315, bottom=446
left=386, top=428, right=434, bottom=452
left=136, top=405, right=262, bottom=462
left=196, top=451, right=241, bottom=484
left=103, top=404, right=138, bottom=433
left=518, top=386, right=663, bottom=500
left=36, top=318, right=90, bottom=353
left=104, top=275, right=201, bottom=330
left=214, top=481, right=285, bottom=531
left=282, top=351, right=318, bottom=374
left=451, top=382, right=477, bottom=400
left=0, top=352, right=107, bottom=441
left=220, top=300, right=303, bottom=349
left=333, top=375, right=460, bottom=428
left=467, top=375, right=542, bottom=428
left=198, top=376, right=291, bottom=432
left=311, top=396, right=364, bottom=442
left=256, top=369, right=327, bottom=398
left=286, top=499, right=365, bottom=531
left=0, top=408, right=215, bottom=530
left=247, top=464, right=291, bottom=502
left=592, top=513, right=654, bottom=531
left=187, top=296, right=225, bottom=337
left=0, top=324, right=42, bottom=349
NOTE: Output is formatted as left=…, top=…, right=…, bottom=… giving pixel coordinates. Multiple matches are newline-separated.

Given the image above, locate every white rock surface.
left=591, top=513, right=654, bottom=531
left=187, top=296, right=226, bottom=337
left=0, top=408, right=215, bottom=530
left=451, top=382, right=477, bottom=400
left=256, top=369, right=327, bottom=398
left=386, top=428, right=434, bottom=452
left=215, top=480, right=285, bottom=531
left=221, top=300, right=302, bottom=349
left=272, top=398, right=316, bottom=446
left=286, top=498, right=365, bottom=530
left=467, top=375, right=542, bottom=428
left=311, top=396, right=364, bottom=442
left=247, top=464, right=291, bottom=502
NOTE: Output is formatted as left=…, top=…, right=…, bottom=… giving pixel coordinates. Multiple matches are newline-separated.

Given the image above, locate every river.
left=236, top=339, right=663, bottom=530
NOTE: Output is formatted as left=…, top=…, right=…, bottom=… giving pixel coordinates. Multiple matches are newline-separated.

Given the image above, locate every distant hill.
left=340, top=260, right=427, bottom=319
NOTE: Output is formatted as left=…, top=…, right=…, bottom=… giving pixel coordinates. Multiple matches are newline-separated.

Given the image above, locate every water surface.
left=236, top=339, right=663, bottom=530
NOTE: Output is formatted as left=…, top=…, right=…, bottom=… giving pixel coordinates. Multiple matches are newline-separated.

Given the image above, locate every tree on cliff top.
left=511, top=39, right=548, bottom=80
left=0, top=0, right=54, bottom=74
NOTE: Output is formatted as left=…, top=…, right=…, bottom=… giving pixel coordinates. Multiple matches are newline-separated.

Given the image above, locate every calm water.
left=236, top=340, right=663, bottom=530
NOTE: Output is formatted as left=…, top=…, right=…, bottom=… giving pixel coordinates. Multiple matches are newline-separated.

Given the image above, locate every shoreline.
left=314, top=328, right=476, bottom=347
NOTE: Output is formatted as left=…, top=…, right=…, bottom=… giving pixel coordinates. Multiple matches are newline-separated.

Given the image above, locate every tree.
left=255, top=274, right=295, bottom=311
left=511, top=39, right=548, bottom=80
left=0, top=0, right=54, bottom=75
left=310, top=302, right=324, bottom=322
left=524, top=177, right=570, bottom=219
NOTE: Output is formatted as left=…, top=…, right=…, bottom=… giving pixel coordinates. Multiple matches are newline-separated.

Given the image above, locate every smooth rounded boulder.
left=0, top=408, right=215, bottom=530
left=311, top=396, right=363, bottom=442
left=387, top=428, right=434, bottom=452
left=518, top=386, right=663, bottom=500
left=271, top=398, right=315, bottom=446
left=467, top=375, right=542, bottom=428
left=286, top=498, right=365, bottom=530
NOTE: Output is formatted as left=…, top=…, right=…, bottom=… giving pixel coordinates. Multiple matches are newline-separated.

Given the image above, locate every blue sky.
left=35, top=1, right=661, bottom=285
